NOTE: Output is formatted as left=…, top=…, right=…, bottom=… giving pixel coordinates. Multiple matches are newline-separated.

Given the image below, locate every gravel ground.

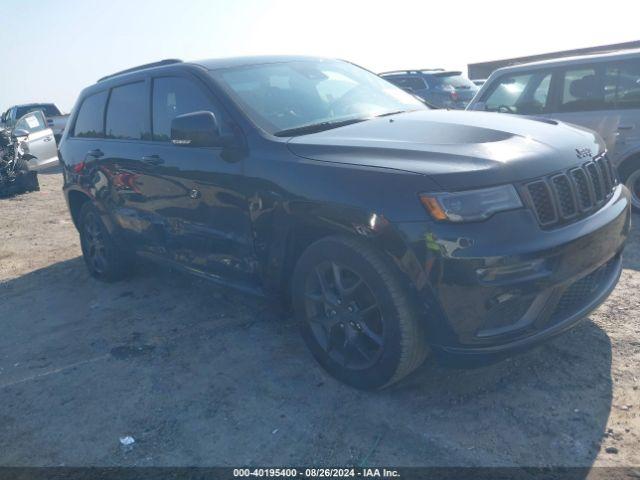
left=0, top=170, right=638, bottom=468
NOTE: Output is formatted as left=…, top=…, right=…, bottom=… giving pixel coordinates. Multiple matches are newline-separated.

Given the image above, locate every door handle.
left=141, top=155, right=164, bottom=165
left=43, top=136, right=53, bottom=142
left=618, top=125, right=635, bottom=131
left=86, top=148, right=104, bottom=158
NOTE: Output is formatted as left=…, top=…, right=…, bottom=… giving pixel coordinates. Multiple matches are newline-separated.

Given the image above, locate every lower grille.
left=550, top=258, right=618, bottom=321
left=524, top=155, right=617, bottom=228
left=474, top=257, right=619, bottom=340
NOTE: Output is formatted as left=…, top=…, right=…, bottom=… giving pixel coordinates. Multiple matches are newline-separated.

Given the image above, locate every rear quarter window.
left=73, top=91, right=108, bottom=138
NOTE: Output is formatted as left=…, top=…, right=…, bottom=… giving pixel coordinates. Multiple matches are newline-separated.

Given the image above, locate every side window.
left=483, top=71, right=551, bottom=115
left=73, top=90, right=108, bottom=138
left=559, top=66, right=603, bottom=112
left=15, top=110, right=47, bottom=133
left=531, top=74, right=552, bottom=108
left=152, top=76, right=228, bottom=142
left=484, top=73, right=532, bottom=112
left=105, top=82, right=150, bottom=140
left=604, top=59, right=640, bottom=109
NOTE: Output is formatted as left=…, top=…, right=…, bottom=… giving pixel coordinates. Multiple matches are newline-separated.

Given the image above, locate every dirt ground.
left=0, top=169, right=638, bottom=468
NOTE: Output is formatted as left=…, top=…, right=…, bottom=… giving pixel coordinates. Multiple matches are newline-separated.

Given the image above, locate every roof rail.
left=379, top=68, right=444, bottom=76
left=97, top=59, right=183, bottom=82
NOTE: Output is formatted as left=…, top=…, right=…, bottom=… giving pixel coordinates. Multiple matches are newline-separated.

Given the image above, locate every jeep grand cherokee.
left=59, top=56, right=630, bottom=389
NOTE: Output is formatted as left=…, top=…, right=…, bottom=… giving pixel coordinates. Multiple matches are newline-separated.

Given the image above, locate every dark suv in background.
left=59, top=56, right=629, bottom=389
left=380, top=69, right=479, bottom=109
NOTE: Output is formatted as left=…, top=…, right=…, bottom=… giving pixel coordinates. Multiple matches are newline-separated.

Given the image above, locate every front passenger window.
left=152, top=77, right=228, bottom=142
left=484, top=72, right=551, bottom=115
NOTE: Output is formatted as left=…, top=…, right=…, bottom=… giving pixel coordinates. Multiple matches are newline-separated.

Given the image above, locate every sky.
left=1, top=0, right=639, bottom=113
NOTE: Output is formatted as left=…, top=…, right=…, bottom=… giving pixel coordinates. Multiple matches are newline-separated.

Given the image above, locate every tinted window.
left=152, top=76, right=227, bottom=142
left=15, top=110, right=47, bottom=133
left=105, top=82, right=149, bottom=140
left=604, top=59, right=640, bottom=109
left=73, top=90, right=108, bottom=138
left=386, top=76, right=426, bottom=91
left=484, top=71, right=551, bottom=115
left=559, top=67, right=603, bottom=112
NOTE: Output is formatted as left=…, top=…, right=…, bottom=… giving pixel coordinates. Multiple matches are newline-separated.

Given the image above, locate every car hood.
left=286, top=110, right=604, bottom=190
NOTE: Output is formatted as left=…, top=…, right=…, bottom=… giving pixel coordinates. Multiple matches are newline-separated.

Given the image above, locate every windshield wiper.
left=274, top=118, right=369, bottom=137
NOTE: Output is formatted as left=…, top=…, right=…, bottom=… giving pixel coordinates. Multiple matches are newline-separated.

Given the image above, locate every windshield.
left=210, top=60, right=425, bottom=135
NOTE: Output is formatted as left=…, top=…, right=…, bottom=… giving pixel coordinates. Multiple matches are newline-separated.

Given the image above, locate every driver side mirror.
left=13, top=129, right=30, bottom=139
left=171, top=111, right=221, bottom=148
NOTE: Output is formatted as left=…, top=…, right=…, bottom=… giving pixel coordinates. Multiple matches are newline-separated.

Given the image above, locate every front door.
left=146, top=74, right=256, bottom=285
left=14, top=110, right=58, bottom=169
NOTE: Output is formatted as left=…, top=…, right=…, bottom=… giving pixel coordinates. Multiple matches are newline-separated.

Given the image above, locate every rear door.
left=99, top=79, right=166, bottom=253
left=14, top=110, right=58, bottom=169
left=546, top=64, right=619, bottom=151
left=602, top=59, right=640, bottom=162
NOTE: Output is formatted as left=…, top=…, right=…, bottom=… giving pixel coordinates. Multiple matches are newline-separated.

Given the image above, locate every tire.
left=78, top=202, right=132, bottom=282
left=15, top=158, right=39, bottom=192
left=292, top=235, right=428, bottom=390
left=619, top=157, right=640, bottom=212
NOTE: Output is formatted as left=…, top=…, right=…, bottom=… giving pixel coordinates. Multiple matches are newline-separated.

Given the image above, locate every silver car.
left=12, top=110, right=59, bottom=170
left=467, top=49, right=640, bottom=209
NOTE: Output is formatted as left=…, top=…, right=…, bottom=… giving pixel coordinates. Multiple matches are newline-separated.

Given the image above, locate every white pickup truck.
left=1, top=103, right=69, bottom=144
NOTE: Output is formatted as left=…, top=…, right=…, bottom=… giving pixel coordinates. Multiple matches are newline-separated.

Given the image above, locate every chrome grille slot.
left=526, top=180, right=557, bottom=225
left=569, top=167, right=593, bottom=211
left=551, top=174, right=577, bottom=218
left=585, top=161, right=604, bottom=202
left=596, top=157, right=612, bottom=192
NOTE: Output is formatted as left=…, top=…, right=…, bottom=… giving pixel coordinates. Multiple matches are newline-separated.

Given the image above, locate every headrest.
left=569, top=75, right=602, bottom=99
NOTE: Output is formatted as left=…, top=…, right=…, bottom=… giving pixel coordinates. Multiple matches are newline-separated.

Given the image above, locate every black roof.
left=191, top=55, right=332, bottom=71
left=95, top=55, right=339, bottom=84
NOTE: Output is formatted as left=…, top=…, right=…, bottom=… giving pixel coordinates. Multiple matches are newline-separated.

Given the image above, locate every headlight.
left=419, top=184, right=523, bottom=222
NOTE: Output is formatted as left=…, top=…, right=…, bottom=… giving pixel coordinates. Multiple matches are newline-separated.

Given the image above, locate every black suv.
left=59, top=56, right=630, bottom=389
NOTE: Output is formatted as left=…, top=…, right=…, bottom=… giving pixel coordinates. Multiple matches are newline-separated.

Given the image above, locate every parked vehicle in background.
left=10, top=110, right=58, bottom=170
left=380, top=69, right=479, bottom=109
left=60, top=56, right=629, bottom=390
left=467, top=49, right=640, bottom=210
left=2, top=103, right=69, bottom=144
left=0, top=127, right=40, bottom=196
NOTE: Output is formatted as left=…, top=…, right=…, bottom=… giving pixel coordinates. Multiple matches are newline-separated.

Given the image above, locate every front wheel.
left=623, top=167, right=640, bottom=212
left=78, top=202, right=133, bottom=282
left=292, top=235, right=428, bottom=390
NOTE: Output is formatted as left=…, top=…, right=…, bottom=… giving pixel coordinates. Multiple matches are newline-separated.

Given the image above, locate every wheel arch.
left=615, top=149, right=640, bottom=179
left=259, top=201, right=428, bottom=309
left=67, top=188, right=92, bottom=229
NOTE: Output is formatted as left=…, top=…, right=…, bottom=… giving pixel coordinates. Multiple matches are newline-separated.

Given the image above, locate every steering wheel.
left=329, top=85, right=372, bottom=117
left=497, top=105, right=516, bottom=114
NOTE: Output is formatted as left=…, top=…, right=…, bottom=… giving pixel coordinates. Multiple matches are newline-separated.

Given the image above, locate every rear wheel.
left=292, top=235, right=428, bottom=390
left=78, top=202, right=132, bottom=282
left=15, top=158, right=39, bottom=192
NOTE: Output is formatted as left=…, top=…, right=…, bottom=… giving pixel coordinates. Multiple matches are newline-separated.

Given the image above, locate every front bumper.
left=392, top=184, right=631, bottom=358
